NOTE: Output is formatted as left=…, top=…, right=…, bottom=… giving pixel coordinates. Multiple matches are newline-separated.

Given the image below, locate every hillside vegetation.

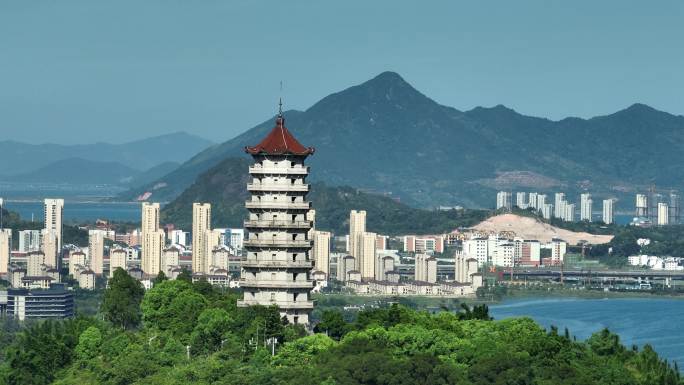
left=1, top=272, right=680, bottom=385
left=161, top=157, right=488, bottom=235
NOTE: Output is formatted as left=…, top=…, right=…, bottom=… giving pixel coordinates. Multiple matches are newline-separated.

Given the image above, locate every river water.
left=2, top=201, right=141, bottom=223
left=490, top=297, right=684, bottom=368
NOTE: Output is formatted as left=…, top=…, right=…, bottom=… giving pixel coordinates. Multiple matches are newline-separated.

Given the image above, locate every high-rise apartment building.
left=496, top=191, right=512, bottom=211
left=205, top=229, right=222, bottom=265
left=564, top=203, right=576, bottom=222
left=238, top=108, right=315, bottom=324
left=27, top=251, right=46, bottom=276
left=580, top=193, right=593, bottom=222
left=537, top=194, right=547, bottom=211
left=18, top=230, right=41, bottom=253
left=636, top=194, right=648, bottom=217
left=192, top=203, right=212, bottom=274
left=43, top=199, right=64, bottom=251
left=658, top=202, right=669, bottom=226
left=41, top=230, right=58, bottom=268
left=88, top=230, right=105, bottom=275
left=541, top=203, right=553, bottom=219
left=348, top=210, right=366, bottom=257
left=312, top=230, right=331, bottom=276
left=554, top=193, right=566, bottom=218
left=0, top=229, right=11, bottom=274
left=670, top=193, right=680, bottom=225
left=141, top=202, right=165, bottom=275
left=602, top=199, right=615, bottom=225
left=528, top=192, right=538, bottom=210
left=358, top=232, right=377, bottom=280
left=515, top=192, right=527, bottom=209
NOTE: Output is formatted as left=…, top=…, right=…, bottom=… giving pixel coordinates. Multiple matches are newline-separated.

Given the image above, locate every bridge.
left=508, top=268, right=684, bottom=286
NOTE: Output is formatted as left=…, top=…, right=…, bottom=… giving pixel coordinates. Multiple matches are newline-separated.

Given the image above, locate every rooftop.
left=245, top=111, right=314, bottom=156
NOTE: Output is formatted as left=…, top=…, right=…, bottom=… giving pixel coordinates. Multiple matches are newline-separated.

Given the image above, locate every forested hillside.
left=160, top=157, right=488, bottom=235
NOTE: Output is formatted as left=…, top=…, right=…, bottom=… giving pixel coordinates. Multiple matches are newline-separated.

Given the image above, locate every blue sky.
left=1, top=0, right=682, bottom=144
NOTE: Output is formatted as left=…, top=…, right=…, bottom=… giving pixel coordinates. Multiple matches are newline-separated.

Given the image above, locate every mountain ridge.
left=0, top=131, right=214, bottom=175
left=120, top=72, right=684, bottom=208
left=2, top=157, right=182, bottom=187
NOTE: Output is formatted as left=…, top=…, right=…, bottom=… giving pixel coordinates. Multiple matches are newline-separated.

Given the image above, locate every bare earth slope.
left=471, top=213, right=613, bottom=245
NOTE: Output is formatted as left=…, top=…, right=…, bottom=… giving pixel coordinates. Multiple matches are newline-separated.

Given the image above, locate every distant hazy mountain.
left=0, top=132, right=213, bottom=175
left=3, top=158, right=182, bottom=187
left=125, top=161, right=180, bottom=189
left=161, top=157, right=487, bottom=234
left=122, top=72, right=684, bottom=208
left=5, top=157, right=140, bottom=184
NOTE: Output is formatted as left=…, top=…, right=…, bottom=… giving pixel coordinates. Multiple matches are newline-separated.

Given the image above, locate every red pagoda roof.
left=245, top=114, right=314, bottom=156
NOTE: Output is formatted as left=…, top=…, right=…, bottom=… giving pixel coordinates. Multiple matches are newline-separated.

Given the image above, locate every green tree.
left=176, top=268, right=192, bottom=283
left=154, top=271, right=168, bottom=285
left=74, top=326, right=102, bottom=362
left=141, top=279, right=207, bottom=339
left=3, top=319, right=93, bottom=385
left=314, top=310, right=349, bottom=340
left=101, top=268, right=145, bottom=329
left=189, top=308, right=234, bottom=355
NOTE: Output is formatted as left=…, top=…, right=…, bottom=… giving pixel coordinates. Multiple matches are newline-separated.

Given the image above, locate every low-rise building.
left=6, top=283, right=74, bottom=320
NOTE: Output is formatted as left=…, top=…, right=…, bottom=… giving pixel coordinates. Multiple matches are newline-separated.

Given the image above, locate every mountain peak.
left=623, top=103, right=657, bottom=113
left=604, top=103, right=676, bottom=121
left=368, top=71, right=407, bottom=85
left=308, top=71, right=437, bottom=114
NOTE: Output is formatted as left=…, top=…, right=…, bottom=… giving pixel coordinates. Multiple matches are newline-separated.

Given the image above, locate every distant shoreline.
left=498, top=287, right=684, bottom=302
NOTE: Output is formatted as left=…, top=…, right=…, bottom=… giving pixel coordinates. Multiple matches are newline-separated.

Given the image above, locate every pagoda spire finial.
left=278, top=97, right=283, bottom=117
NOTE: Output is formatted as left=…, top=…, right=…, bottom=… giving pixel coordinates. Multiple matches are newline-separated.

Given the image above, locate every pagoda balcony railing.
left=245, top=201, right=311, bottom=210
left=243, top=239, right=313, bottom=248
left=241, top=259, right=313, bottom=268
left=248, top=166, right=309, bottom=175
left=247, top=183, right=309, bottom=192
left=237, top=299, right=314, bottom=309
left=239, top=279, right=314, bottom=289
left=243, top=219, right=312, bottom=229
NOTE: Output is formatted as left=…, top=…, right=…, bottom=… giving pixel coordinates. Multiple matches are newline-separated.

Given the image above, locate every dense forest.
left=0, top=269, right=680, bottom=385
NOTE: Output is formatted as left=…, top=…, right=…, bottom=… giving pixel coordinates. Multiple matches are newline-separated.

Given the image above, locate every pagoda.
left=237, top=102, right=315, bottom=324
